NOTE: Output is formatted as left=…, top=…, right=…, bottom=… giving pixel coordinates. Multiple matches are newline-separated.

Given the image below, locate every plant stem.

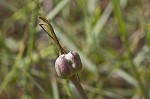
left=70, top=75, right=88, bottom=99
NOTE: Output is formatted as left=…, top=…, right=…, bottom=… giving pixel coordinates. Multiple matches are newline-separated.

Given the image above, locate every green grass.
left=0, top=0, right=150, bottom=99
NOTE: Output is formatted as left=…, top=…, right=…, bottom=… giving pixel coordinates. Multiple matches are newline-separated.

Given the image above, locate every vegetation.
left=0, top=0, right=150, bottom=99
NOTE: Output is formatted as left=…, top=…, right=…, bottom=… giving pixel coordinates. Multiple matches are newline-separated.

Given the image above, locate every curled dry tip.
left=38, top=16, right=46, bottom=21
left=38, top=16, right=51, bottom=25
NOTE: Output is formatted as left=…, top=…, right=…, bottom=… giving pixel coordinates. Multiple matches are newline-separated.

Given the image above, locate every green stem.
left=70, top=75, right=88, bottom=99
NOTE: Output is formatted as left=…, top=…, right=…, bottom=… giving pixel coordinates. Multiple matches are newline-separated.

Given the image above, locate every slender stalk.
left=70, top=75, right=88, bottom=99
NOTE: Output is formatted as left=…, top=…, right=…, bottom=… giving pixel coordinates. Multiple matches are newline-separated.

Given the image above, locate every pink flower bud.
left=55, top=51, right=82, bottom=79
left=55, top=54, right=73, bottom=79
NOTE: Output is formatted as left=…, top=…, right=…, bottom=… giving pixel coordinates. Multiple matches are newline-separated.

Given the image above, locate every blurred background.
left=0, top=0, right=150, bottom=99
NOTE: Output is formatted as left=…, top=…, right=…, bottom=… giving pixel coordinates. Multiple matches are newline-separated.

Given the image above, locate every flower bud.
left=55, top=51, right=82, bottom=79
left=55, top=54, right=73, bottom=79
left=65, top=51, right=82, bottom=73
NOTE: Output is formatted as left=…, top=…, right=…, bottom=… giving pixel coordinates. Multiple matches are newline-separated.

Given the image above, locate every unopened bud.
left=55, top=51, right=82, bottom=79
left=55, top=54, right=73, bottom=79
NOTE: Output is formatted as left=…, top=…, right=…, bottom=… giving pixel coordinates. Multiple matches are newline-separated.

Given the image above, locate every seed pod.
left=65, top=51, right=82, bottom=73
left=55, top=54, right=73, bottom=79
